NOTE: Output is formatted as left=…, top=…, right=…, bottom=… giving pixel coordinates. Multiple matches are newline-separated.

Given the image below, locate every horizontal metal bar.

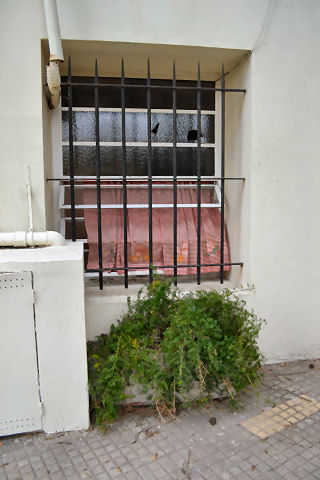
left=62, top=203, right=221, bottom=209
left=47, top=176, right=245, bottom=181
left=62, top=107, right=216, bottom=115
left=66, top=183, right=218, bottom=189
left=62, top=141, right=215, bottom=148
left=85, top=269, right=165, bottom=278
left=86, top=262, right=243, bottom=272
left=61, top=81, right=246, bottom=93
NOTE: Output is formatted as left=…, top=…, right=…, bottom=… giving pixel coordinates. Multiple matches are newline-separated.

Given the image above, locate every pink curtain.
left=84, top=183, right=230, bottom=275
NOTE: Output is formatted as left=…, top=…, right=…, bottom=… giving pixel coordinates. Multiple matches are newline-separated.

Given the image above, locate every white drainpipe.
left=43, top=0, right=64, bottom=109
left=0, top=167, right=66, bottom=248
left=0, top=9, right=66, bottom=248
left=0, top=231, right=65, bottom=247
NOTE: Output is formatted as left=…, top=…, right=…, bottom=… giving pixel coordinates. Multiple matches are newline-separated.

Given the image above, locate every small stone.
left=309, top=364, right=315, bottom=369
left=209, top=417, right=217, bottom=425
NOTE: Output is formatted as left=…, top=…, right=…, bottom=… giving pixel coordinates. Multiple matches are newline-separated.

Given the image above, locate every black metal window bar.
left=51, top=58, right=245, bottom=290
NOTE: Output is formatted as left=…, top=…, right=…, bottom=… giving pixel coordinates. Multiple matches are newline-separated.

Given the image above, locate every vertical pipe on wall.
left=43, top=0, right=64, bottom=62
left=43, top=0, right=64, bottom=108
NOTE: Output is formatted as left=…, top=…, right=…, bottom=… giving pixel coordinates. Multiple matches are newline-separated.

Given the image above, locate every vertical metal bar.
left=172, top=62, right=178, bottom=285
left=196, top=62, right=201, bottom=285
left=95, top=59, right=103, bottom=290
left=68, top=57, right=76, bottom=241
left=121, top=59, right=128, bottom=289
left=220, top=65, right=225, bottom=284
left=147, top=59, right=153, bottom=283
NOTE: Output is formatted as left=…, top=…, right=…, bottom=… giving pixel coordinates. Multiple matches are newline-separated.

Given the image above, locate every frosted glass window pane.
left=62, top=112, right=214, bottom=144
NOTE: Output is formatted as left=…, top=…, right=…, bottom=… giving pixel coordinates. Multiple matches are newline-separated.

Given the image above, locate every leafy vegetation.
left=87, top=278, right=265, bottom=425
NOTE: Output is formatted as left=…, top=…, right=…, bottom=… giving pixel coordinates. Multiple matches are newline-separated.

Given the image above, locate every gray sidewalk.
left=1, top=359, right=320, bottom=480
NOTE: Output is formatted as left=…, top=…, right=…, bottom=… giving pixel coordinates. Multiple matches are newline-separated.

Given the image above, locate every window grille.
left=48, top=58, right=245, bottom=289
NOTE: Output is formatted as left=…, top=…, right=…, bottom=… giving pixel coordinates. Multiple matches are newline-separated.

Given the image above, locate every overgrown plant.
left=87, top=278, right=265, bottom=425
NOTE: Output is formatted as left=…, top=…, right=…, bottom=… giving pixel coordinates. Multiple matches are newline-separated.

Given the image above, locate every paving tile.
left=1, top=360, right=320, bottom=480
left=236, top=473, right=252, bottom=480
left=264, top=471, right=282, bottom=480
left=21, top=474, right=37, bottom=480
left=123, top=472, right=140, bottom=480
left=151, top=465, right=170, bottom=479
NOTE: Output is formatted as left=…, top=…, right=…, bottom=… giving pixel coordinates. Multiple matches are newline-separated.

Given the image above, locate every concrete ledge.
left=85, top=278, right=234, bottom=341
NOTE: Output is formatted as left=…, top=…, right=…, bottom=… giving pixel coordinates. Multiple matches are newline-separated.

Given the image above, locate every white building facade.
left=1, top=0, right=320, bottom=433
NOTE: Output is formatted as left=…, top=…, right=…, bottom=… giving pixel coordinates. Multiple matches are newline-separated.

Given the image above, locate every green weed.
left=87, top=277, right=265, bottom=425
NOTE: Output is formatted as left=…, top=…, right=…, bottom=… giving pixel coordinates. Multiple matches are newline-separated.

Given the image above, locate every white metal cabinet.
left=0, top=272, right=42, bottom=436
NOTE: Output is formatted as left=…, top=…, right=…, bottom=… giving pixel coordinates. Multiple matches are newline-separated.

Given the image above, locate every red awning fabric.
left=84, top=183, right=230, bottom=275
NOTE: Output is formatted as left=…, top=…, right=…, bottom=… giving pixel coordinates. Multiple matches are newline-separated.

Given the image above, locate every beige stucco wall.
left=223, top=57, right=252, bottom=288
left=224, top=0, right=320, bottom=361
left=1, top=0, right=320, bottom=361
left=0, top=0, right=47, bottom=231
left=245, top=0, right=320, bottom=362
left=57, top=0, right=269, bottom=50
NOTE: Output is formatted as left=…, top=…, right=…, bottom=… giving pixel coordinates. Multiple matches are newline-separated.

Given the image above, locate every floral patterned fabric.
left=84, top=183, right=230, bottom=275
